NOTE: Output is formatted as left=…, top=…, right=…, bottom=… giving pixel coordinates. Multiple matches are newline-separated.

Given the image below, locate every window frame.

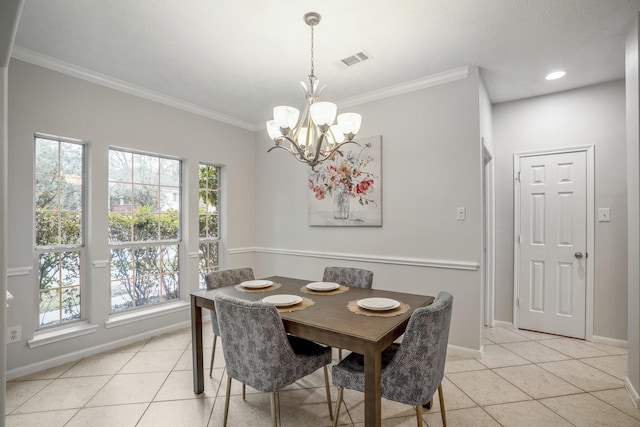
left=198, top=163, right=221, bottom=289
left=107, top=147, right=183, bottom=313
left=33, top=134, right=86, bottom=329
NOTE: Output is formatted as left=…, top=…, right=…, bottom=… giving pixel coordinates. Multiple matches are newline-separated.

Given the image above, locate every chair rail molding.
left=229, top=247, right=480, bottom=271
left=7, top=266, right=32, bottom=276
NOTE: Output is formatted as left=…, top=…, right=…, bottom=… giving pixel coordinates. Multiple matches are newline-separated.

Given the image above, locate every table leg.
left=363, top=348, right=382, bottom=427
left=191, top=295, right=204, bottom=394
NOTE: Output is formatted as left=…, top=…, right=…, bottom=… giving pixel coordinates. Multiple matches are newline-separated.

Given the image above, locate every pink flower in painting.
left=313, top=185, right=326, bottom=200
left=309, top=144, right=378, bottom=207
left=355, top=179, right=373, bottom=195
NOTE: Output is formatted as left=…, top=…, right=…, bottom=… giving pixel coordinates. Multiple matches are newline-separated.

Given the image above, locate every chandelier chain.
left=310, top=23, right=315, bottom=79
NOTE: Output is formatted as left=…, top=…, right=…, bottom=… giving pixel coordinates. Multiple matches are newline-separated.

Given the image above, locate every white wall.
left=253, top=69, right=486, bottom=352
left=1, top=64, right=8, bottom=426
left=626, top=13, right=640, bottom=406
left=6, top=60, right=256, bottom=374
left=493, top=80, right=628, bottom=340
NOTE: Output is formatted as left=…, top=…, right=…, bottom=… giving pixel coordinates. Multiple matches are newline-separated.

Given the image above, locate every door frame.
left=513, top=145, right=595, bottom=340
left=483, top=141, right=495, bottom=327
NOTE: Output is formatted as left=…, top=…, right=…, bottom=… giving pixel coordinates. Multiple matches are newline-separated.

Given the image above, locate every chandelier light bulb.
left=297, top=127, right=308, bottom=149
left=273, top=106, right=300, bottom=129
left=330, top=125, right=345, bottom=144
left=337, top=113, right=362, bottom=136
left=266, top=120, right=280, bottom=140
left=310, top=102, right=337, bottom=127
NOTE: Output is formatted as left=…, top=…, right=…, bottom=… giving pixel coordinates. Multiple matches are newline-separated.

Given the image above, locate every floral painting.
left=308, top=135, right=382, bottom=226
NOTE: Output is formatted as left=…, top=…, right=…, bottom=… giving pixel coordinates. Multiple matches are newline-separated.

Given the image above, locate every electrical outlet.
left=7, top=325, right=21, bottom=344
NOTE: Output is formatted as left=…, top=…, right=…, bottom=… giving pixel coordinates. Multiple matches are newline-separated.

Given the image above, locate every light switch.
left=598, top=208, right=611, bottom=222
left=456, top=207, right=466, bottom=221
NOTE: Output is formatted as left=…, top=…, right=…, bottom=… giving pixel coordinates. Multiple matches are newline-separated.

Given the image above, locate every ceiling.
left=11, top=0, right=640, bottom=130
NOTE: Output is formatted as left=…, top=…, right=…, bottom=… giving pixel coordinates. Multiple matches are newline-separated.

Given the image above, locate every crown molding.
left=255, top=65, right=474, bottom=130
left=11, top=46, right=257, bottom=131
left=337, top=65, right=473, bottom=110
left=11, top=46, right=473, bottom=134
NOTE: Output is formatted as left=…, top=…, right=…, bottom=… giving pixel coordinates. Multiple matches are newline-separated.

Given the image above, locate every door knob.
left=575, top=252, right=583, bottom=259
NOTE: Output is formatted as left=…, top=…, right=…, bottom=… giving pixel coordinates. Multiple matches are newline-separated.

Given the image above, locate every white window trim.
left=28, top=321, right=98, bottom=348
left=104, top=300, right=190, bottom=329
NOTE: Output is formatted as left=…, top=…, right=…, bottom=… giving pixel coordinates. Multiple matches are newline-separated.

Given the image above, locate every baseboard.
left=447, top=343, right=483, bottom=359
left=590, top=335, right=628, bottom=349
left=492, top=320, right=514, bottom=328
left=6, top=320, right=191, bottom=380
left=625, top=377, right=640, bottom=408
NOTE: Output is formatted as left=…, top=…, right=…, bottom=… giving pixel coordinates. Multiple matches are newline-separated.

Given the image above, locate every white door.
left=517, top=151, right=587, bottom=339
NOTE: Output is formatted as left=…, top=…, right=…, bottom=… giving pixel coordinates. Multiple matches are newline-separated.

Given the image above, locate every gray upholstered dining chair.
left=323, top=266, right=374, bottom=360
left=331, top=291, right=453, bottom=427
left=323, top=266, right=373, bottom=289
left=214, top=294, right=334, bottom=427
left=204, top=267, right=255, bottom=378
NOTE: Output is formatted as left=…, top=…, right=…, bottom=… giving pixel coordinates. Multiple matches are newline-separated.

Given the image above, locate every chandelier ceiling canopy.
left=266, top=12, right=362, bottom=169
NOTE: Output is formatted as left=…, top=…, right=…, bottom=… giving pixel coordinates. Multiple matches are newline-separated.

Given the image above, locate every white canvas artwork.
left=308, top=135, right=382, bottom=226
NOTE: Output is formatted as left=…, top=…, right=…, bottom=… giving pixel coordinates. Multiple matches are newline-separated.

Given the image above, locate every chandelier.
left=266, top=12, right=362, bottom=169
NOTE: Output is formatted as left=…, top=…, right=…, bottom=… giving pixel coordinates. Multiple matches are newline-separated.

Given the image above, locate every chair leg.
left=415, top=404, right=423, bottom=427
left=438, top=382, right=447, bottom=427
left=332, top=387, right=344, bottom=427
left=223, top=377, right=232, bottom=427
left=276, top=391, right=282, bottom=426
left=338, top=348, right=343, bottom=361
left=323, top=365, right=333, bottom=421
left=242, top=383, right=246, bottom=400
left=270, top=392, right=278, bottom=427
left=209, top=335, right=217, bottom=377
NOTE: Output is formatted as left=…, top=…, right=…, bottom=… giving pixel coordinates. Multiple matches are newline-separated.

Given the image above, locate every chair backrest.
left=214, top=294, right=311, bottom=392
left=322, top=266, right=373, bottom=289
left=205, top=268, right=254, bottom=335
left=204, top=267, right=254, bottom=290
left=381, top=291, right=453, bottom=406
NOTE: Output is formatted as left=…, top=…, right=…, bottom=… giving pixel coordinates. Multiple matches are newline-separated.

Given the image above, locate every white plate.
left=240, top=279, right=273, bottom=289
left=306, top=282, right=340, bottom=291
left=262, top=294, right=303, bottom=307
left=357, top=298, right=400, bottom=311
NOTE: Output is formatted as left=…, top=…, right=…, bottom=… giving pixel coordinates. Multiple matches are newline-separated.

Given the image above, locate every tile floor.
left=4, top=325, right=640, bottom=426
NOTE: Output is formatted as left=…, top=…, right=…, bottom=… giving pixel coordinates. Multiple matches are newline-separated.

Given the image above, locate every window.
left=108, top=149, right=181, bottom=312
left=34, top=136, right=84, bottom=327
left=198, top=163, right=220, bottom=289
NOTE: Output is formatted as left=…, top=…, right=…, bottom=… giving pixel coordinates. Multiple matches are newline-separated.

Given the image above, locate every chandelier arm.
left=269, top=145, right=321, bottom=167
left=274, top=135, right=309, bottom=159
left=311, top=131, right=328, bottom=165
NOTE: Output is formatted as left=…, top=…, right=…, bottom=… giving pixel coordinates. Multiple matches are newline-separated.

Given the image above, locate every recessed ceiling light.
left=545, top=71, right=566, bottom=80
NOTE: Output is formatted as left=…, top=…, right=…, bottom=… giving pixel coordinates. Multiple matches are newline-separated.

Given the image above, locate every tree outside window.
left=108, top=149, right=181, bottom=312
left=35, top=136, right=84, bottom=327
left=198, top=164, right=220, bottom=288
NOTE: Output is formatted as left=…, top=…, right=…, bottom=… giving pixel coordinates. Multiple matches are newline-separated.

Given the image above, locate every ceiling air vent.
left=341, top=50, right=371, bottom=67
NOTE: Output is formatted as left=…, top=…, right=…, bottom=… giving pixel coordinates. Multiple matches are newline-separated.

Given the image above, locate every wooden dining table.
left=190, top=275, right=434, bottom=427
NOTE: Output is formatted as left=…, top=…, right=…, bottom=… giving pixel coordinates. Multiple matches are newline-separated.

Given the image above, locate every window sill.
left=28, top=321, right=98, bottom=348
left=104, top=300, right=190, bottom=329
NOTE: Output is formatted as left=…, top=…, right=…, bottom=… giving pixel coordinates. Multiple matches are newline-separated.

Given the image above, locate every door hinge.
left=517, top=298, right=520, bottom=307
left=516, top=171, right=521, bottom=182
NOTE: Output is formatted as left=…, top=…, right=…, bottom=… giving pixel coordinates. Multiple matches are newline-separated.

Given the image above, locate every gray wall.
left=253, top=69, right=487, bottom=352
left=493, top=80, right=628, bottom=340
left=1, top=64, right=8, bottom=426
left=6, top=60, right=256, bottom=374
left=626, top=13, right=640, bottom=405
